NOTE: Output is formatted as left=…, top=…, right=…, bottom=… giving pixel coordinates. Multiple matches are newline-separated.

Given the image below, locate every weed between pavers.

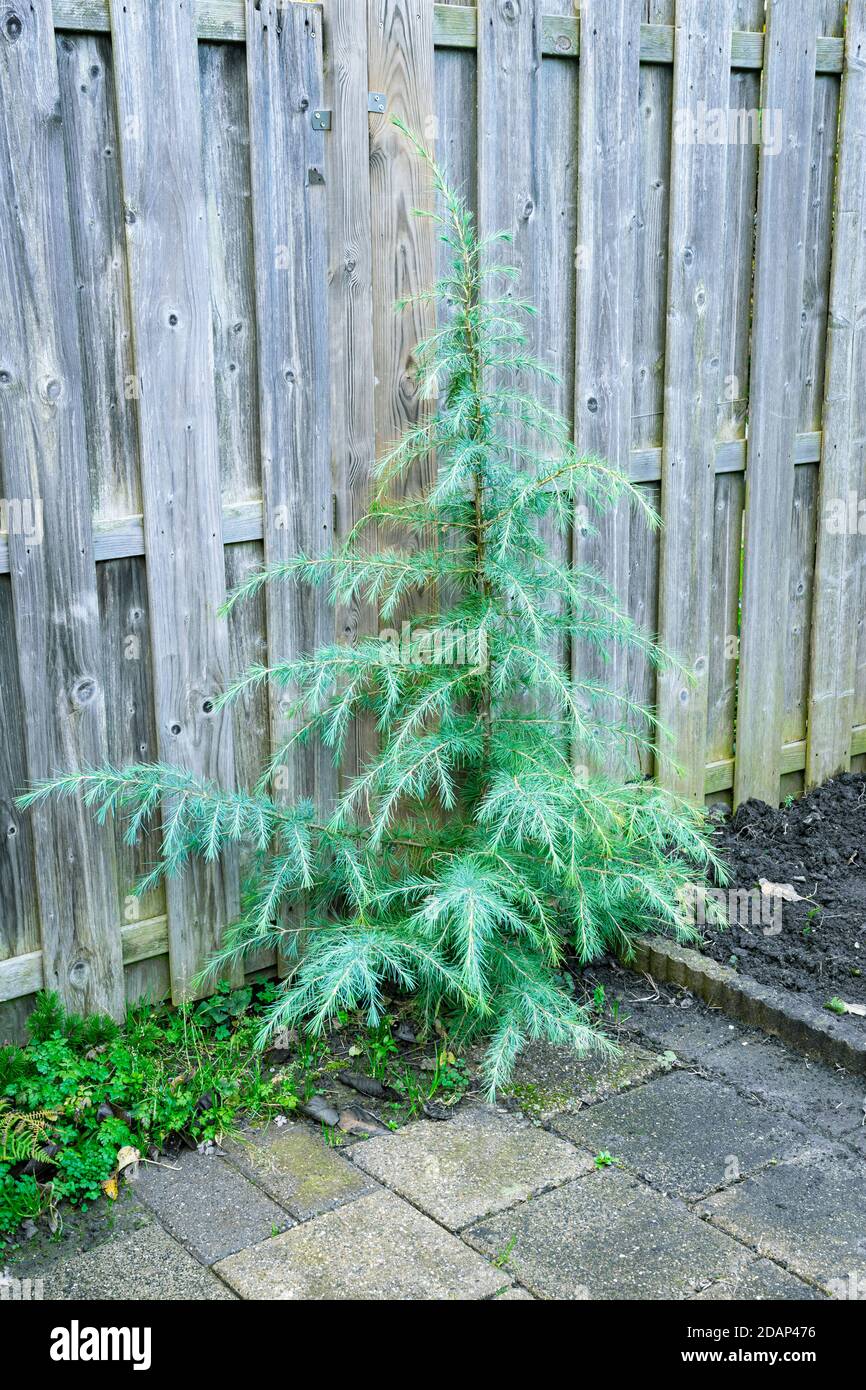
left=0, top=986, right=472, bottom=1249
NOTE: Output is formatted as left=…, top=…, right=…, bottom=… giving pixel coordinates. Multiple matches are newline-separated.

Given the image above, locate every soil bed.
left=701, top=772, right=866, bottom=1013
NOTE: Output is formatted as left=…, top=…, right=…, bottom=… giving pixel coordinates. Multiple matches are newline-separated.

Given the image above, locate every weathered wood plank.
left=55, top=33, right=140, bottom=525
left=479, top=0, right=566, bottom=684
left=707, top=5, right=765, bottom=781
left=366, top=0, right=437, bottom=623
left=200, top=39, right=261, bottom=508
left=55, top=34, right=164, bottom=925
left=627, top=0, right=671, bottom=773
left=0, top=578, right=40, bottom=965
left=47, top=0, right=847, bottom=73
left=323, top=0, right=378, bottom=780
left=573, top=0, right=641, bottom=765
left=807, top=3, right=866, bottom=785
left=109, top=0, right=239, bottom=999
left=0, top=431, right=826, bottom=576
left=656, top=0, right=731, bottom=799
left=734, top=0, right=816, bottom=807
left=245, top=0, right=334, bottom=819
left=787, top=6, right=840, bottom=759
left=0, top=0, right=123, bottom=1016
left=97, top=559, right=164, bottom=924
left=0, top=913, right=170, bottom=1004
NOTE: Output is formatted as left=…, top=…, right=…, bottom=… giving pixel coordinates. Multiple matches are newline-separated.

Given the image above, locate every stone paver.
left=214, top=1190, right=509, bottom=1300
left=465, top=1170, right=750, bottom=1300
left=350, top=1104, right=593, bottom=1229
left=698, top=1142, right=866, bottom=1292
left=132, top=1150, right=292, bottom=1265
left=33, top=1219, right=236, bottom=1300
left=223, top=1122, right=377, bottom=1220
left=551, top=1071, right=808, bottom=1199
left=507, top=1038, right=665, bottom=1120
left=703, top=1034, right=866, bottom=1138
left=693, top=1258, right=824, bottom=1301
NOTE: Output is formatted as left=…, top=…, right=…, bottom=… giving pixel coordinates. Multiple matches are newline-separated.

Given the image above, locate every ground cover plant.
left=21, top=124, right=723, bottom=1096
left=0, top=985, right=301, bottom=1242
left=0, top=988, right=470, bottom=1244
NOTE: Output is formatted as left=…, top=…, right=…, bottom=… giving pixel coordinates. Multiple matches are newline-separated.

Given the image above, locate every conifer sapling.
left=21, top=124, right=724, bottom=1095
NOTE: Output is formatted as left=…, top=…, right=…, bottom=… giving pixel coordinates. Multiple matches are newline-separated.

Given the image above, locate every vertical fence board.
left=109, top=0, right=239, bottom=999
left=56, top=34, right=164, bottom=925
left=807, top=3, right=866, bottom=784
left=734, top=0, right=816, bottom=807
left=573, top=0, right=641, bottom=759
left=656, top=0, right=731, bottom=800
left=629, top=0, right=671, bottom=774
left=479, top=1, right=567, bottom=676
left=323, top=0, right=377, bottom=779
left=245, top=0, right=334, bottom=816
left=0, top=579, right=39, bottom=966
left=366, top=0, right=437, bottom=625
left=199, top=35, right=270, bottom=921
left=477, top=0, right=541, bottom=357
left=0, top=0, right=123, bottom=1015
left=706, top=5, right=760, bottom=779
left=200, top=39, right=261, bottom=509
left=366, top=0, right=437, bottom=582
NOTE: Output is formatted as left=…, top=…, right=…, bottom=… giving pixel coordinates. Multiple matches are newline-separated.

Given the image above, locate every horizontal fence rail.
left=1, top=0, right=863, bottom=1032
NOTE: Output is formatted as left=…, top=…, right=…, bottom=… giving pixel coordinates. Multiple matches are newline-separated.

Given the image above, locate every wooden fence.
left=1, top=0, right=864, bottom=1034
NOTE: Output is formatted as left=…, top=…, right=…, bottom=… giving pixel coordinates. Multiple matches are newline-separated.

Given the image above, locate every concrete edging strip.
left=626, top=935, right=866, bottom=1076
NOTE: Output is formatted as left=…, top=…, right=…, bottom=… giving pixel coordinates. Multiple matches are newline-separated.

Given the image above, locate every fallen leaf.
left=422, top=1101, right=450, bottom=1121
left=301, top=1096, right=339, bottom=1128
left=338, top=1104, right=390, bottom=1137
left=116, top=1145, right=141, bottom=1176
left=337, top=1070, right=400, bottom=1102
left=102, top=1175, right=119, bottom=1201
left=841, top=1002, right=866, bottom=1017
left=758, top=879, right=806, bottom=902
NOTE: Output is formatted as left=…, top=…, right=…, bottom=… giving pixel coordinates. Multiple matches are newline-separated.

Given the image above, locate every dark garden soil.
left=700, top=772, right=866, bottom=1012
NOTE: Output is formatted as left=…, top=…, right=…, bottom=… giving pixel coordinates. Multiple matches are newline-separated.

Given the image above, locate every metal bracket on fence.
left=368, top=92, right=386, bottom=113
left=311, top=109, right=331, bottom=131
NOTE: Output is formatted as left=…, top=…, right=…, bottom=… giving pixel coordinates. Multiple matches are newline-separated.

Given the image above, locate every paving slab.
left=703, top=1034, right=866, bottom=1138
left=506, top=1038, right=666, bottom=1120
left=223, top=1122, right=377, bottom=1221
left=465, top=1170, right=749, bottom=1300
left=131, top=1149, right=292, bottom=1264
left=698, top=1142, right=866, bottom=1292
left=29, top=1219, right=236, bottom=1300
left=693, top=1258, right=824, bottom=1301
left=551, top=1071, right=808, bottom=1199
left=214, top=1190, right=509, bottom=1300
left=350, top=1104, right=592, bottom=1229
